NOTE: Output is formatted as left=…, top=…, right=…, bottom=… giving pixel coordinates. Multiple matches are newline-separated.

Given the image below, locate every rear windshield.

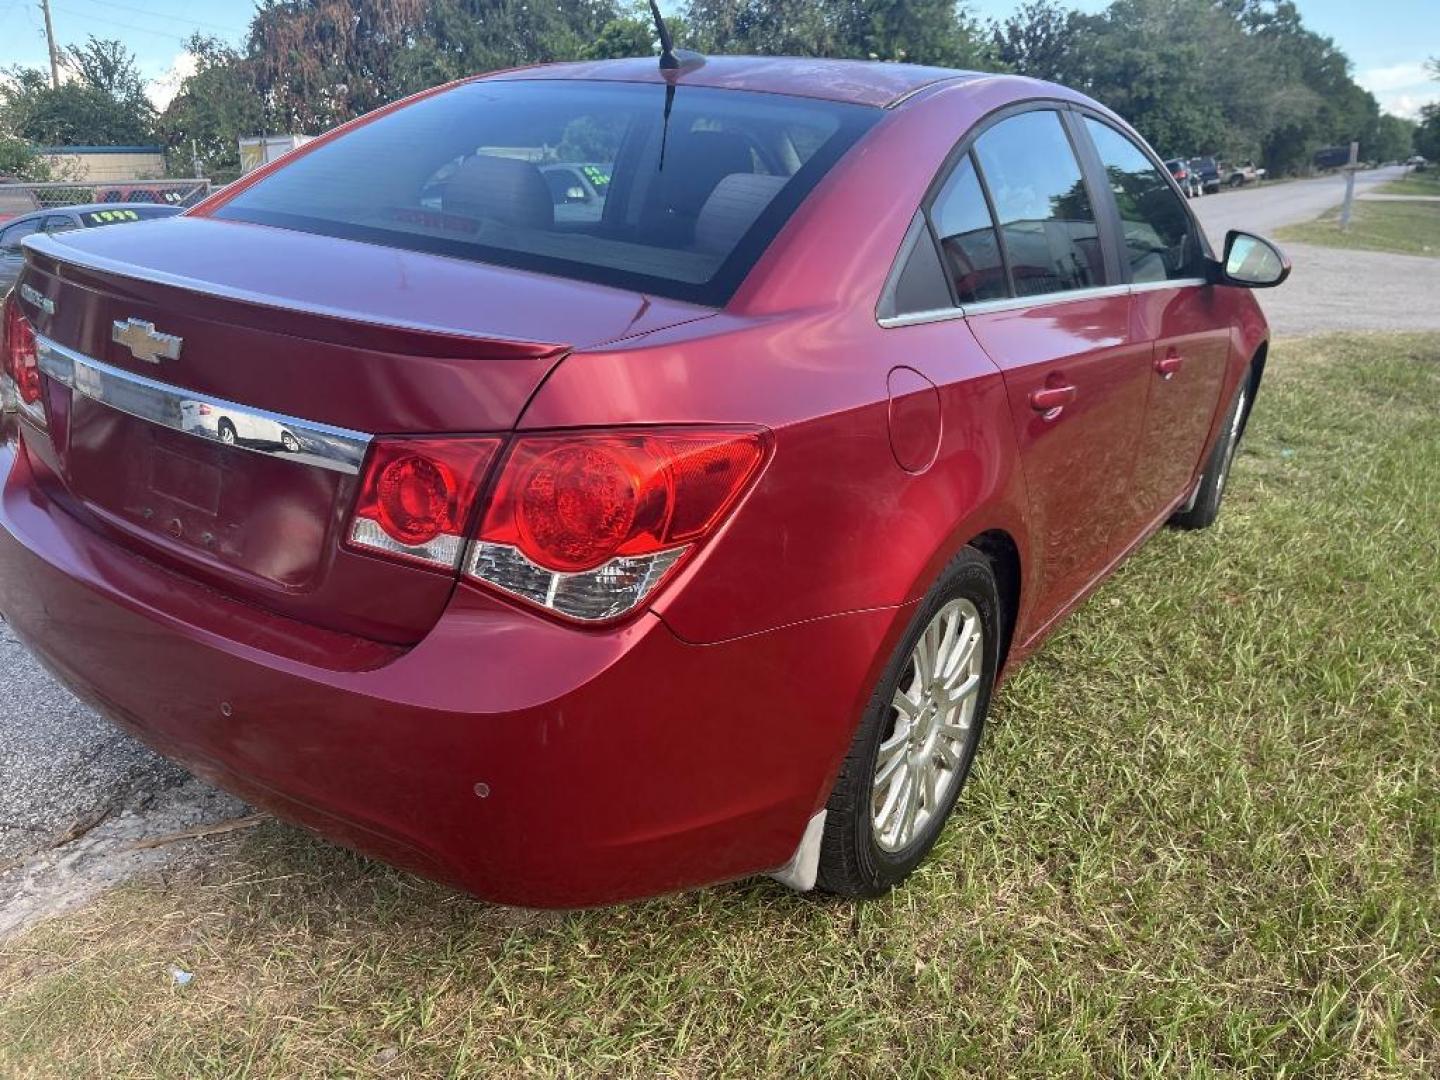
left=213, top=80, right=879, bottom=306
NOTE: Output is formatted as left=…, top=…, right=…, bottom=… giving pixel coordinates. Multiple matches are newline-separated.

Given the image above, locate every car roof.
left=482, top=55, right=985, bottom=109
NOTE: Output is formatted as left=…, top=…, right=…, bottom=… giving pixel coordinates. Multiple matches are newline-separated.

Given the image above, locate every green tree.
left=1414, top=58, right=1440, bottom=162
left=0, top=134, right=49, bottom=181
left=839, top=0, right=996, bottom=67
left=990, top=1, right=1084, bottom=84
left=1369, top=114, right=1415, bottom=164
left=685, top=0, right=842, bottom=57
left=157, top=35, right=270, bottom=182
left=686, top=0, right=996, bottom=67
left=1, top=37, right=157, bottom=147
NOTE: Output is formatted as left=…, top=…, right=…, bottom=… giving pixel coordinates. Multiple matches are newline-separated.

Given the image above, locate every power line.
left=67, top=0, right=245, bottom=37
left=48, top=0, right=246, bottom=45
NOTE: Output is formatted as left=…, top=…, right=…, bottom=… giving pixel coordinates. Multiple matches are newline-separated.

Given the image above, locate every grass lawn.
left=1380, top=169, right=1440, bottom=198
left=1276, top=194, right=1440, bottom=257
left=2, top=333, right=1438, bottom=1077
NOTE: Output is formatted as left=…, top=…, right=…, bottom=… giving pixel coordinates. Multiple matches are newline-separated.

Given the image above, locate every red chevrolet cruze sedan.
left=0, top=57, right=1288, bottom=906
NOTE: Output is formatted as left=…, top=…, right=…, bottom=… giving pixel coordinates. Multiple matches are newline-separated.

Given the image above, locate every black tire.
left=281, top=431, right=300, bottom=453
left=1170, top=370, right=1252, bottom=530
left=816, top=547, right=1001, bottom=898
left=217, top=418, right=237, bottom=445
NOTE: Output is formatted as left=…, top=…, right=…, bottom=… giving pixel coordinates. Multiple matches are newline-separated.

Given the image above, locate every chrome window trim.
left=1128, top=276, right=1208, bottom=293
left=35, top=334, right=372, bottom=475
left=877, top=306, right=968, bottom=329
left=878, top=279, right=1209, bottom=329
left=958, top=284, right=1134, bottom=316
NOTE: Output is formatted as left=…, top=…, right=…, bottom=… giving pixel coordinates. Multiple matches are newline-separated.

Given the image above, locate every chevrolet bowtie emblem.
left=112, top=318, right=182, bottom=364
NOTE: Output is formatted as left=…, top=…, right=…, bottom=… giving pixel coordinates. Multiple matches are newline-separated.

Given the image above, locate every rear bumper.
left=0, top=439, right=899, bottom=907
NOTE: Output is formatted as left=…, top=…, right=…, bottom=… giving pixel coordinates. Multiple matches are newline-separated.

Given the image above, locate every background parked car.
left=0, top=202, right=181, bottom=294
left=1227, top=161, right=1263, bottom=186
left=1313, top=145, right=1353, bottom=171
left=179, top=399, right=303, bottom=452
left=539, top=162, right=611, bottom=223
left=1164, top=158, right=1201, bottom=197
left=1190, top=155, right=1222, bottom=193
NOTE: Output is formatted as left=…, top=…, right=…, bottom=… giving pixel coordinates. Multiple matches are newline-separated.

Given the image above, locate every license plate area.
left=150, top=444, right=222, bottom=516
left=63, top=395, right=343, bottom=590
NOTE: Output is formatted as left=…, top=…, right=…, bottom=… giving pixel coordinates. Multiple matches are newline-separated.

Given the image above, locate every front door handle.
left=1029, top=383, right=1077, bottom=416
left=1155, top=350, right=1184, bottom=378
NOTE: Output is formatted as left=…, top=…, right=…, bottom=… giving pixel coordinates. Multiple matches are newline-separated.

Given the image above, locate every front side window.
left=1084, top=118, right=1205, bottom=283
left=212, top=80, right=878, bottom=306
left=972, top=110, right=1106, bottom=298
left=928, top=153, right=1007, bottom=304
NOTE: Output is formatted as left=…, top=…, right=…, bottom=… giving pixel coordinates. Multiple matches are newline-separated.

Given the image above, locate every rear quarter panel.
left=520, top=78, right=1060, bottom=646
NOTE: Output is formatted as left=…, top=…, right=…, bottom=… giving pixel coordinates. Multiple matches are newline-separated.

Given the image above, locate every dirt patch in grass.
left=1276, top=198, right=1440, bottom=257
left=2, top=333, right=1438, bottom=1076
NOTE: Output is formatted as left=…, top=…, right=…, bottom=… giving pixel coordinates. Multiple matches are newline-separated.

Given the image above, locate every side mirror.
left=1218, top=229, right=1290, bottom=288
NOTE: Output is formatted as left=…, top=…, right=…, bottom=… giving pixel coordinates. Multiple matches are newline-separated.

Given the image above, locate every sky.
left=0, top=0, right=1433, bottom=118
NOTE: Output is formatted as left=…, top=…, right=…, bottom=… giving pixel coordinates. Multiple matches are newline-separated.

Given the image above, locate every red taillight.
left=468, top=428, right=767, bottom=620
left=2, top=293, right=41, bottom=410
left=343, top=427, right=768, bottom=622
left=346, top=437, right=501, bottom=570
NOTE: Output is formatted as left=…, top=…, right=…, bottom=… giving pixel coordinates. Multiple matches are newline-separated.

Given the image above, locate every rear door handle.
left=1155, top=350, right=1184, bottom=378
left=1029, top=383, right=1077, bottom=414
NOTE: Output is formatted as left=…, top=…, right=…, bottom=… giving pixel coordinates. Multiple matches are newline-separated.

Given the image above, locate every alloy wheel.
left=872, top=597, right=984, bottom=852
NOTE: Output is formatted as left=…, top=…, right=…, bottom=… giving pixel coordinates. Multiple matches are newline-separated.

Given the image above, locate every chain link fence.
left=0, top=180, right=212, bottom=217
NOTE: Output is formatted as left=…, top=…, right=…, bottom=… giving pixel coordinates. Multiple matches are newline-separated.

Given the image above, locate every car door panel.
left=1078, top=116, right=1231, bottom=536
left=967, top=296, right=1150, bottom=626
left=1128, top=285, right=1231, bottom=522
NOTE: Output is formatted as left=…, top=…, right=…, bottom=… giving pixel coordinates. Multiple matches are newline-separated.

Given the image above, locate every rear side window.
left=41, top=215, right=79, bottom=235
left=0, top=218, right=40, bottom=251
left=212, top=80, right=878, bottom=306
left=972, top=111, right=1106, bottom=297
left=1083, top=118, right=1206, bottom=283
left=929, top=153, right=1007, bottom=304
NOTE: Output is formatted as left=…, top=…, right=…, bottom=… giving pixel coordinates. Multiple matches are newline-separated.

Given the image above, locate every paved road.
left=1188, top=166, right=1440, bottom=336
left=3, top=169, right=1440, bottom=933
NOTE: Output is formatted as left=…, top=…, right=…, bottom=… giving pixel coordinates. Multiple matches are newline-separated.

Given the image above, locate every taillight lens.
left=1, top=293, right=43, bottom=424
left=466, top=428, right=767, bottom=622
left=346, top=437, right=501, bottom=570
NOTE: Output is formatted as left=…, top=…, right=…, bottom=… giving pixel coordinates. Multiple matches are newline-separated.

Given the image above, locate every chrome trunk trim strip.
left=35, top=335, right=372, bottom=475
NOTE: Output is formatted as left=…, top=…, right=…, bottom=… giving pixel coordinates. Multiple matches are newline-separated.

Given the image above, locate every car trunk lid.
left=16, top=217, right=712, bottom=643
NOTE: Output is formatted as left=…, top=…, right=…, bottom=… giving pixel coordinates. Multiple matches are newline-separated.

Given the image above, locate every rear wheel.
left=281, top=431, right=300, bottom=453
left=817, top=547, right=1000, bottom=898
left=218, top=419, right=237, bottom=445
left=1170, top=372, right=1251, bottom=530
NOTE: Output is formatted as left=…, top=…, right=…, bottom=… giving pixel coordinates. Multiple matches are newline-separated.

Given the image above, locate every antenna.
left=648, top=0, right=680, bottom=70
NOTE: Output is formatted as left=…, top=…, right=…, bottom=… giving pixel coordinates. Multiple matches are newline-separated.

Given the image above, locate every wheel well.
left=969, top=530, right=1021, bottom=672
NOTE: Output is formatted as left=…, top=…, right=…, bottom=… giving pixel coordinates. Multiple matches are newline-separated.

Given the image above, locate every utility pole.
left=39, top=0, right=61, bottom=89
